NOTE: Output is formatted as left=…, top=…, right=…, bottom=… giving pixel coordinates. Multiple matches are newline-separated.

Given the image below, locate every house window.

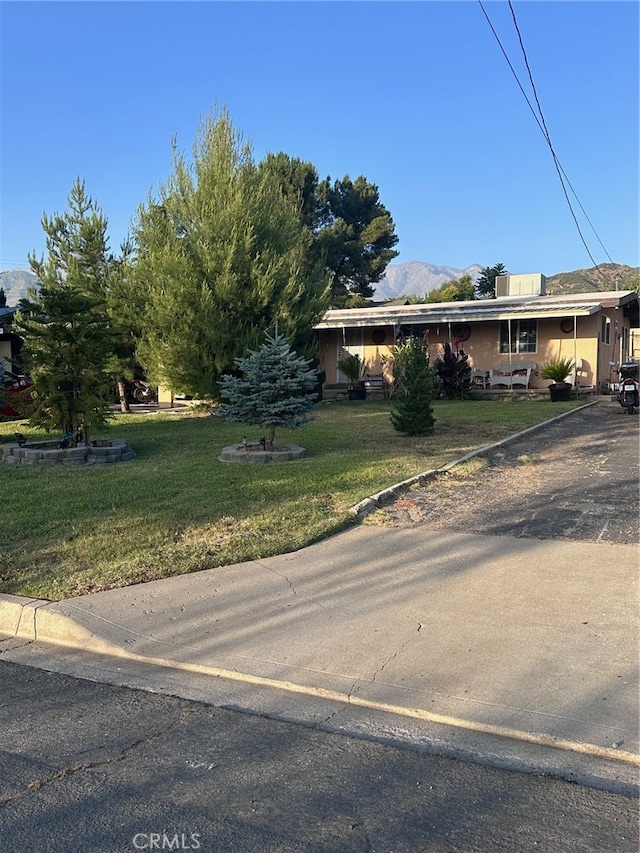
left=499, top=319, right=537, bottom=354
left=601, top=316, right=611, bottom=344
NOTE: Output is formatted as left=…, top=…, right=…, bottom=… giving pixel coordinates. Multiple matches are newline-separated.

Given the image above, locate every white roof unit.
left=496, top=273, right=546, bottom=297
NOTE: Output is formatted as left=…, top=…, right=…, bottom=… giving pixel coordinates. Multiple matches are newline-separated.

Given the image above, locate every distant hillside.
left=0, top=269, right=39, bottom=306
left=373, top=262, right=482, bottom=300
left=1, top=261, right=485, bottom=305
left=1, top=262, right=637, bottom=308
left=374, top=261, right=639, bottom=300
left=546, top=263, right=639, bottom=294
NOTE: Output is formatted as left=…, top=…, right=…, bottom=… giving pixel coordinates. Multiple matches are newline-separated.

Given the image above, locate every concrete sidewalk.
left=1, top=524, right=638, bottom=794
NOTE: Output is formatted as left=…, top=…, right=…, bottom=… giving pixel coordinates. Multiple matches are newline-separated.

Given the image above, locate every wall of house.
left=317, top=327, right=395, bottom=384
left=317, top=306, right=635, bottom=392
left=423, top=324, right=497, bottom=377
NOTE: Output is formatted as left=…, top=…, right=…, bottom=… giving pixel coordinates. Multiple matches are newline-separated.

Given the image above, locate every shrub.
left=390, top=337, right=436, bottom=436
left=540, top=357, right=574, bottom=384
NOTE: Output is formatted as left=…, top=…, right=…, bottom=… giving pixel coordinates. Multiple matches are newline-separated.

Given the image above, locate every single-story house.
left=314, top=274, right=640, bottom=395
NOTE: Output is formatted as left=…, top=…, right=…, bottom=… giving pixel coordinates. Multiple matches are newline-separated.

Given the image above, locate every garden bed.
left=3, top=438, right=136, bottom=465
left=218, top=442, right=305, bottom=463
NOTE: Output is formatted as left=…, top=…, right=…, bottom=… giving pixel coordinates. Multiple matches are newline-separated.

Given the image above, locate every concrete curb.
left=4, top=627, right=638, bottom=777
left=350, top=401, right=598, bottom=518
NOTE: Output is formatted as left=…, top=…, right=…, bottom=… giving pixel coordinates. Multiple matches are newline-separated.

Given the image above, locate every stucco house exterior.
left=314, top=275, right=639, bottom=396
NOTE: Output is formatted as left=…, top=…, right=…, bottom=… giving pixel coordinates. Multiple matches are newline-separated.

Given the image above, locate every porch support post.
left=573, top=314, right=578, bottom=385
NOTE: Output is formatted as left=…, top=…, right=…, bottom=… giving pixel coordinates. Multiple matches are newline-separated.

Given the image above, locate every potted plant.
left=541, top=357, right=574, bottom=401
left=337, top=352, right=367, bottom=400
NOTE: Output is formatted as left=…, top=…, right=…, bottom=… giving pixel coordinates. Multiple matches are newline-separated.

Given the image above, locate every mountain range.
left=1, top=262, right=638, bottom=308
left=0, top=269, right=38, bottom=307
left=372, top=261, right=639, bottom=300
left=371, top=262, right=483, bottom=300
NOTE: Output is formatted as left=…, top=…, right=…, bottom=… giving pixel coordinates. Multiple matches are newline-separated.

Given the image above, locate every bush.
left=540, top=357, right=574, bottom=384
left=390, top=337, right=436, bottom=436
left=434, top=342, right=472, bottom=399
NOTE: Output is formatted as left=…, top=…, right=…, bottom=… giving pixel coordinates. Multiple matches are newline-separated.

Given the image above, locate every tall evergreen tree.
left=104, top=239, right=141, bottom=412
left=258, top=153, right=324, bottom=231
left=14, top=180, right=115, bottom=443
left=390, top=336, right=436, bottom=436
left=218, top=329, right=317, bottom=448
left=317, top=175, right=399, bottom=304
left=476, top=263, right=507, bottom=298
left=133, top=111, right=330, bottom=400
left=260, top=154, right=399, bottom=306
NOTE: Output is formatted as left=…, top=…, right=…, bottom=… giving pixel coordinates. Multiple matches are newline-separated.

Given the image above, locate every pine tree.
left=261, top=154, right=400, bottom=306
left=476, top=263, right=507, bottom=298
left=14, top=180, right=115, bottom=443
left=133, top=110, right=330, bottom=400
left=218, top=330, right=317, bottom=448
left=103, top=239, right=140, bottom=412
left=390, top=336, right=436, bottom=436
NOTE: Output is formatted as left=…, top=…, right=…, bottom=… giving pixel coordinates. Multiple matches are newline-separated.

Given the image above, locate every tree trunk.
left=117, top=378, right=131, bottom=412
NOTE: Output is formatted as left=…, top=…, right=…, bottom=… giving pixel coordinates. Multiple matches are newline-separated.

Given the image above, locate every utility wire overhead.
left=478, top=0, right=618, bottom=286
left=506, top=1, right=616, bottom=289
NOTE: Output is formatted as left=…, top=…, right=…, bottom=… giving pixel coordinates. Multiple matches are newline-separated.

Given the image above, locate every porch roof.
left=315, top=301, right=598, bottom=330
left=314, top=290, right=637, bottom=330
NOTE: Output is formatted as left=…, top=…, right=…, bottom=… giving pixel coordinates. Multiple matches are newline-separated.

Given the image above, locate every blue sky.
left=1, top=1, right=638, bottom=277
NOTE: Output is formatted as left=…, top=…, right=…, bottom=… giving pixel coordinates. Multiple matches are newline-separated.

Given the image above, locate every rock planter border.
left=219, top=442, right=306, bottom=464
left=3, top=438, right=136, bottom=466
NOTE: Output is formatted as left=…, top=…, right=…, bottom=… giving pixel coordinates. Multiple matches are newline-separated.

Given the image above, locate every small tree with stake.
left=218, top=330, right=318, bottom=449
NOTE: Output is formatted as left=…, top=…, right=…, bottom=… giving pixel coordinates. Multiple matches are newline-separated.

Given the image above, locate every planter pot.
left=549, top=382, right=572, bottom=402
left=348, top=387, right=367, bottom=401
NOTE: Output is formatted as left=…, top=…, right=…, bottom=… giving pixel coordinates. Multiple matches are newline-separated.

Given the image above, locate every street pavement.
left=1, top=399, right=638, bottom=796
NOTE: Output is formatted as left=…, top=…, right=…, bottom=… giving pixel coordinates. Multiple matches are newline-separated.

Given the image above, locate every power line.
left=478, top=0, right=617, bottom=285
left=506, top=1, right=617, bottom=288
left=506, top=2, right=616, bottom=265
left=0, top=259, right=30, bottom=268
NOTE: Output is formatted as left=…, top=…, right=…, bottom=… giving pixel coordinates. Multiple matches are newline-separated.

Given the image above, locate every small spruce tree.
left=390, top=336, right=435, bottom=436
left=218, top=330, right=318, bottom=448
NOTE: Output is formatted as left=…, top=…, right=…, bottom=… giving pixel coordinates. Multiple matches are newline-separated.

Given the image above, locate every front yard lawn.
left=0, top=398, right=584, bottom=600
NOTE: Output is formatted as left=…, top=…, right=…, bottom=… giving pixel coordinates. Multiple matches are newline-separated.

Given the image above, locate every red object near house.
left=0, top=373, right=33, bottom=418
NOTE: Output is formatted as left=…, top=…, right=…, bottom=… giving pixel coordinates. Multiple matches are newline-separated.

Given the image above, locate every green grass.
left=0, top=398, right=584, bottom=600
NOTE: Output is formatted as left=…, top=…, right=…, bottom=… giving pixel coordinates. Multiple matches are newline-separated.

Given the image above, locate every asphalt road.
left=369, top=400, right=639, bottom=544
left=1, top=659, right=637, bottom=853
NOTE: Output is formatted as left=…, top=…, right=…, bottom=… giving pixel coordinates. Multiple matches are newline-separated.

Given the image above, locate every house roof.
left=314, top=290, right=639, bottom=329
